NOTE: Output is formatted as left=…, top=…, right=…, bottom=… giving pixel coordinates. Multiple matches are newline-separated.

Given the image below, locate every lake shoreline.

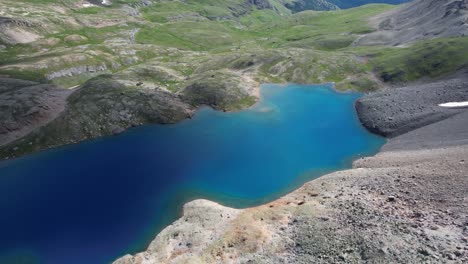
left=0, top=84, right=386, bottom=264
left=115, top=145, right=468, bottom=264
left=114, top=75, right=468, bottom=263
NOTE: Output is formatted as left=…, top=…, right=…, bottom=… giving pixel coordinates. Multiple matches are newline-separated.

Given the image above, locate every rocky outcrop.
left=248, top=0, right=273, bottom=10
left=116, top=200, right=242, bottom=264
left=356, top=72, right=468, bottom=137
left=181, top=70, right=258, bottom=112
left=357, top=0, right=468, bottom=46
left=0, top=64, right=261, bottom=159
left=0, top=78, right=72, bottom=146
left=0, top=75, right=194, bottom=160
left=45, top=64, right=108, bottom=80
left=285, top=0, right=339, bottom=12
left=0, top=17, right=40, bottom=44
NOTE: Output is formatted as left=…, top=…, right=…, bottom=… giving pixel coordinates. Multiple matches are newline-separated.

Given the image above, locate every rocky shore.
left=114, top=77, right=468, bottom=264
left=356, top=70, right=468, bottom=137
left=0, top=72, right=259, bottom=160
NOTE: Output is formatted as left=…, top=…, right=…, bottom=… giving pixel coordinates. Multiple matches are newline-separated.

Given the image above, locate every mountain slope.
left=358, top=0, right=468, bottom=45
left=2, top=0, right=468, bottom=159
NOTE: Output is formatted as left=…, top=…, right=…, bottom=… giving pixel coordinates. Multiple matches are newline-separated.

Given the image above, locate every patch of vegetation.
left=0, top=44, right=40, bottom=64
left=0, top=68, right=47, bottom=82
left=48, top=24, right=131, bottom=46
left=136, top=21, right=251, bottom=51
left=367, top=37, right=468, bottom=82
left=253, top=4, right=392, bottom=50
left=6, top=1, right=464, bottom=95
left=73, top=6, right=101, bottom=14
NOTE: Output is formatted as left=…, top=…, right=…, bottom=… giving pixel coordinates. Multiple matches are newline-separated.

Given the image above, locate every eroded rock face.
left=357, top=0, right=468, bottom=46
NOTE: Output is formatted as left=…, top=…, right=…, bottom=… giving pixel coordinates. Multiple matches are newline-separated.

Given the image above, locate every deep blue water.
left=330, top=0, right=410, bottom=9
left=0, top=84, right=385, bottom=264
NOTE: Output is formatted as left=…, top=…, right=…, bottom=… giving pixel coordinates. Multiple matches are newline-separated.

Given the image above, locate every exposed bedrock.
left=356, top=72, right=468, bottom=137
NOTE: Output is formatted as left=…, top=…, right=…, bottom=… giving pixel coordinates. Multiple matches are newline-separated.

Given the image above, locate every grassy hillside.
left=366, top=37, right=468, bottom=83
left=2, top=0, right=468, bottom=159
left=1, top=0, right=466, bottom=91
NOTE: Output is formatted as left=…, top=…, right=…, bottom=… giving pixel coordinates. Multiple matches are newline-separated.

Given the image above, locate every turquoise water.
left=0, top=84, right=385, bottom=264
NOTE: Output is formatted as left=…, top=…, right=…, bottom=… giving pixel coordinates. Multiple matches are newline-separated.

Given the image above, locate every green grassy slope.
left=1, top=0, right=467, bottom=91
left=367, top=38, right=468, bottom=82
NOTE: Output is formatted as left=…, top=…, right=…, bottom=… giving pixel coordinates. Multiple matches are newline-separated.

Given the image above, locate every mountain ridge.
left=358, top=0, right=468, bottom=45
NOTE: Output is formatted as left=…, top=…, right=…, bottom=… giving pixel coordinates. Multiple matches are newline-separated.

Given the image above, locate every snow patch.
left=83, top=1, right=112, bottom=7
left=439, top=101, right=468, bottom=108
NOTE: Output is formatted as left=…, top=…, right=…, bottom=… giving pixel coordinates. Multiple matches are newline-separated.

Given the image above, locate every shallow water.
left=0, top=84, right=385, bottom=264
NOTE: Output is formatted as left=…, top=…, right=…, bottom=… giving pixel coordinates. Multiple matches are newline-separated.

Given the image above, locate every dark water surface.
left=0, top=84, right=385, bottom=264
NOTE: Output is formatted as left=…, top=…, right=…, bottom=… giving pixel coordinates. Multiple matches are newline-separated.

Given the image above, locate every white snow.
left=83, top=1, right=111, bottom=7
left=439, top=101, right=468, bottom=108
